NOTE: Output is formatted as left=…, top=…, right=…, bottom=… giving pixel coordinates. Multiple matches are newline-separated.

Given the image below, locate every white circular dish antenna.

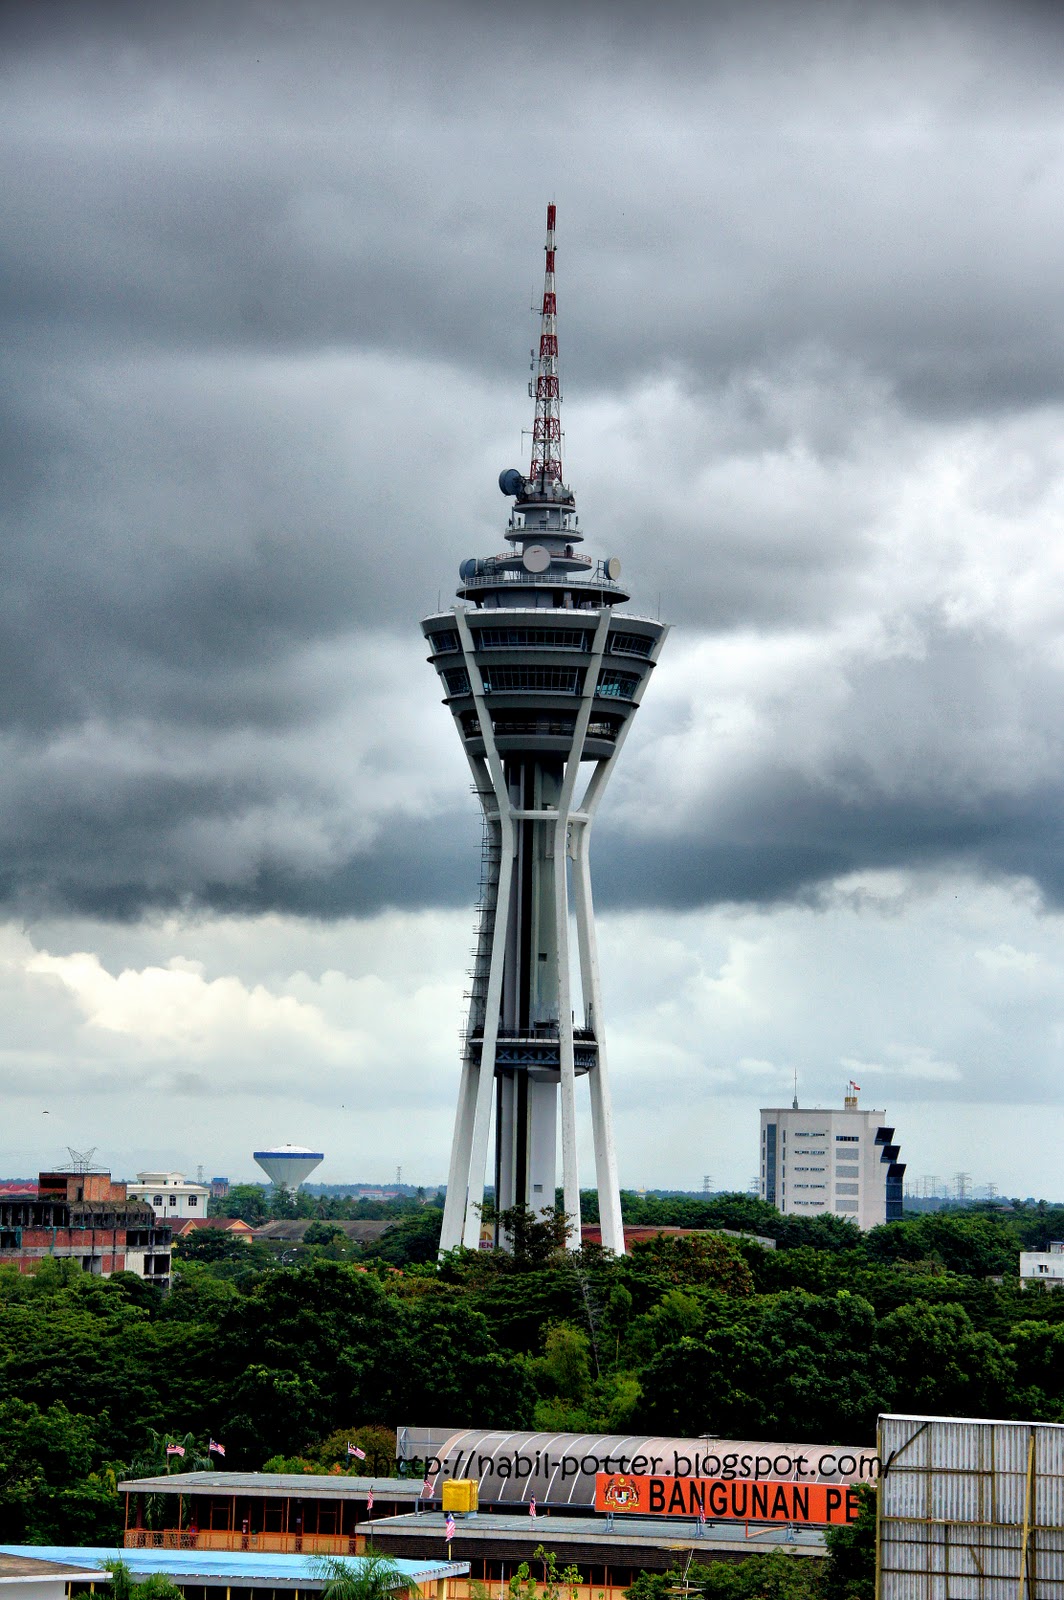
left=605, top=556, right=622, bottom=581
left=522, top=545, right=551, bottom=574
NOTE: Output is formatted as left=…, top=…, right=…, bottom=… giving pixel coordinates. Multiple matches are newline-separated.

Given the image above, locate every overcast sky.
left=4, top=0, right=1064, bottom=1198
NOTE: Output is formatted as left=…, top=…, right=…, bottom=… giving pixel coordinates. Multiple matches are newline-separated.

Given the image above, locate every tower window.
left=597, top=670, right=640, bottom=700
left=481, top=666, right=581, bottom=693
left=474, top=627, right=591, bottom=651
left=609, top=632, right=653, bottom=657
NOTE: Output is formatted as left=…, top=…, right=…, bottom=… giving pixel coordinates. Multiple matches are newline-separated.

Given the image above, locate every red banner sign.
left=595, top=1473, right=861, bottom=1525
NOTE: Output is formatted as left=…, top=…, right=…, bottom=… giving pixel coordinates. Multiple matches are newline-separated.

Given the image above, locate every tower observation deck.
left=422, top=205, right=669, bottom=1255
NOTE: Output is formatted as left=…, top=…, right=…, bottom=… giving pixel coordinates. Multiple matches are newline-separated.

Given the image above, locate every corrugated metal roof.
left=879, top=1414, right=1064, bottom=1600
left=117, top=1473, right=424, bottom=1500
left=364, top=1511, right=828, bottom=1556
left=397, top=1426, right=875, bottom=1508
left=0, top=1547, right=465, bottom=1588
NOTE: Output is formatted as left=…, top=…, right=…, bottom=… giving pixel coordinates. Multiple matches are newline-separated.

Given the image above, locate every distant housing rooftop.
left=251, top=1220, right=396, bottom=1244
left=581, top=1225, right=777, bottom=1250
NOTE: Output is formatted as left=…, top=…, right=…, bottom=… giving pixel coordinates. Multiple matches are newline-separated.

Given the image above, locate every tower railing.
left=458, top=564, right=625, bottom=593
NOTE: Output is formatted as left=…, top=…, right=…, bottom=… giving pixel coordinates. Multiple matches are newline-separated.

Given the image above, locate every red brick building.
left=0, top=1169, right=172, bottom=1285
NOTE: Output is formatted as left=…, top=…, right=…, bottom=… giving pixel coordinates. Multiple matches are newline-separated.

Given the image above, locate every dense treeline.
left=211, top=1184, right=440, bottom=1225
left=2, top=1195, right=1063, bottom=1548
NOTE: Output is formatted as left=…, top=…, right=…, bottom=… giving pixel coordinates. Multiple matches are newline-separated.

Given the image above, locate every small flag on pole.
left=166, top=1444, right=185, bottom=1457
left=366, top=1489, right=374, bottom=1512
left=699, top=1506, right=706, bottom=1526
left=209, top=1440, right=225, bottom=1458
left=348, top=1443, right=367, bottom=1460
left=529, top=1497, right=536, bottom=1521
left=422, top=1476, right=433, bottom=1498
left=445, top=1513, right=456, bottom=1541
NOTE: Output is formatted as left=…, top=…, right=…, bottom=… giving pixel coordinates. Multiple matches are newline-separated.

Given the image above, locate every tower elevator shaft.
left=494, top=757, right=564, bottom=1223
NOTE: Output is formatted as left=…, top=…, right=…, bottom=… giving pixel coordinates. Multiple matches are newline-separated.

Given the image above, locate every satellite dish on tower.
left=605, top=556, right=622, bottom=581
left=522, top=545, right=550, bottom=574
left=499, top=468, right=525, bottom=497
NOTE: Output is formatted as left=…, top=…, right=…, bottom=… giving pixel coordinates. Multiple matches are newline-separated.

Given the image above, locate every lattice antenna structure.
left=65, top=1146, right=99, bottom=1173
left=528, top=202, right=566, bottom=497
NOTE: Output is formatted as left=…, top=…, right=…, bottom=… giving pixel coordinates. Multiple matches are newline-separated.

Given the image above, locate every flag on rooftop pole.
left=209, top=1440, right=225, bottom=1458
left=366, top=1489, right=374, bottom=1512
left=445, top=1513, right=456, bottom=1541
left=166, top=1444, right=185, bottom=1457
left=529, top=1497, right=536, bottom=1522
left=348, top=1443, right=367, bottom=1460
left=422, top=1475, right=433, bottom=1498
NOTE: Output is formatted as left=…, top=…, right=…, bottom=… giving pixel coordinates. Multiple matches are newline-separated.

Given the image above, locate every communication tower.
left=64, top=1147, right=104, bottom=1173
left=422, top=205, right=669, bottom=1254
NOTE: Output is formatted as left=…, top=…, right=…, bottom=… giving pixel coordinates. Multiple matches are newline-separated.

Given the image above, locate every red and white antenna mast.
left=529, top=202, right=567, bottom=499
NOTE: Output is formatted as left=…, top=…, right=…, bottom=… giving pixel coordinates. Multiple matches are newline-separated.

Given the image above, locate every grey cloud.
left=597, top=623, right=1064, bottom=909
left=3, top=3, right=1064, bottom=406
left=4, top=0, right=1064, bottom=921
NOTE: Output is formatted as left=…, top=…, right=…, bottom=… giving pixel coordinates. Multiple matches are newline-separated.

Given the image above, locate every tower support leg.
left=439, top=1056, right=478, bottom=1253
left=461, top=827, right=514, bottom=1248
left=554, top=812, right=581, bottom=1245
left=572, top=822, right=625, bottom=1255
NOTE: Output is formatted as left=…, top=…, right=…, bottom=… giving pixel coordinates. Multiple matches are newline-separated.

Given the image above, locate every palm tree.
left=312, top=1553, right=421, bottom=1600
left=126, top=1430, right=213, bottom=1531
left=105, top=1562, right=184, bottom=1600
left=129, top=1428, right=212, bottom=1478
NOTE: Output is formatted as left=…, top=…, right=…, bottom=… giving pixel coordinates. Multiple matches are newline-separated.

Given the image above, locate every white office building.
left=1020, top=1241, right=1064, bottom=1288
left=759, top=1090, right=905, bottom=1230
left=127, top=1171, right=210, bottom=1221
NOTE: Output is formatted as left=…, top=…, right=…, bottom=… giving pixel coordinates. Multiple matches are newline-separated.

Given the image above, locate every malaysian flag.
left=165, top=1444, right=185, bottom=1457
left=698, top=1506, right=706, bottom=1527
left=366, top=1489, right=374, bottom=1512
left=209, top=1440, right=225, bottom=1458
left=445, top=1513, right=456, bottom=1541
left=529, top=1497, right=537, bottom=1521
left=347, top=1444, right=367, bottom=1460
left=421, top=1476, right=433, bottom=1498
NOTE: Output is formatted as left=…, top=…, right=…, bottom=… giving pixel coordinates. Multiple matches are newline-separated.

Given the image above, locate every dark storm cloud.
left=5, top=0, right=1064, bottom=919
left=3, top=1, right=1064, bottom=403
left=598, top=622, right=1064, bottom=910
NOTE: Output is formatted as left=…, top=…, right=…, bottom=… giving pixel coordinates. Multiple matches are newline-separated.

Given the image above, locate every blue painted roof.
left=0, top=1547, right=466, bottom=1587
